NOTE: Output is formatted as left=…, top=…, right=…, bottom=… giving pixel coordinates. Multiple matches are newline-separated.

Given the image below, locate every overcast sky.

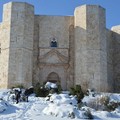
left=0, top=0, right=119, bottom=29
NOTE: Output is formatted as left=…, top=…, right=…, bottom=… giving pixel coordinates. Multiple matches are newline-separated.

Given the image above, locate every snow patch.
left=45, top=82, right=57, bottom=89
left=0, top=89, right=120, bottom=120
left=43, top=103, right=91, bottom=119
left=49, top=94, right=77, bottom=105
left=0, top=100, right=8, bottom=113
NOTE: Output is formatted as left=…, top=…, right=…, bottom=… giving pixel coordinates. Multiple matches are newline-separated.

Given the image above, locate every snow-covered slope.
left=0, top=89, right=120, bottom=120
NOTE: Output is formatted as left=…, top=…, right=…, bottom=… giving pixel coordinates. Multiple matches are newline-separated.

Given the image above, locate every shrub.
left=70, top=87, right=76, bottom=95
left=34, top=83, right=49, bottom=97
left=57, top=84, right=62, bottom=94
left=86, top=95, right=109, bottom=110
left=98, top=95, right=120, bottom=111
left=24, top=87, right=34, bottom=96
left=85, top=95, right=120, bottom=111
left=34, top=82, right=62, bottom=97
left=99, top=95, right=109, bottom=106
left=70, top=85, right=84, bottom=103
left=35, top=87, right=49, bottom=97
left=106, top=101, right=120, bottom=112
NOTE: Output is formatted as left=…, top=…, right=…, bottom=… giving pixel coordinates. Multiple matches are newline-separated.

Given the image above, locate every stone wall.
left=111, top=26, right=120, bottom=92
left=106, top=29, right=114, bottom=92
left=32, top=15, right=74, bottom=90
left=38, top=16, right=73, bottom=48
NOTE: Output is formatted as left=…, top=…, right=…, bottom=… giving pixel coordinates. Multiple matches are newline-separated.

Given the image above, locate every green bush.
left=34, top=82, right=62, bottom=97
left=34, top=83, right=49, bottom=97
left=70, top=85, right=84, bottom=103
left=70, top=87, right=76, bottom=95
left=57, top=84, right=62, bottom=94
left=35, top=87, right=49, bottom=97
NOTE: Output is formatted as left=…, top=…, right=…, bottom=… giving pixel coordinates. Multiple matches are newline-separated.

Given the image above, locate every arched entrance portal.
left=47, top=72, right=60, bottom=84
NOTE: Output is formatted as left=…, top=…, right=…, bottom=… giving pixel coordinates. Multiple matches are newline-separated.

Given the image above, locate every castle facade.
left=0, top=2, right=120, bottom=92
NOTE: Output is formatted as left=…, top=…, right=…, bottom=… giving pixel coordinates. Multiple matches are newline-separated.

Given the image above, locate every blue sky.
left=0, top=0, right=119, bottom=29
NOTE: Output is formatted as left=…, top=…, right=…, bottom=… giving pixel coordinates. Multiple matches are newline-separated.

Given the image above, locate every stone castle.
left=0, top=2, right=120, bottom=92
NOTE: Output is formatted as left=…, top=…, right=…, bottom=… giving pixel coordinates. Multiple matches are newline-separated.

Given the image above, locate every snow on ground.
left=45, top=82, right=57, bottom=89
left=0, top=89, right=120, bottom=120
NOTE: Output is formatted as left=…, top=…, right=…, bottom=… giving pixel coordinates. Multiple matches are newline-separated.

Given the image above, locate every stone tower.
left=0, top=2, right=34, bottom=88
left=74, top=5, right=108, bottom=92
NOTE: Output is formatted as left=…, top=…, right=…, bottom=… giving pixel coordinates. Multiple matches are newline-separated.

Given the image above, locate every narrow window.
left=50, top=38, right=57, bottom=47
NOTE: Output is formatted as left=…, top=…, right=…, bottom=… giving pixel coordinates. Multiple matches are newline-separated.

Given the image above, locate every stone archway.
left=47, top=72, right=60, bottom=83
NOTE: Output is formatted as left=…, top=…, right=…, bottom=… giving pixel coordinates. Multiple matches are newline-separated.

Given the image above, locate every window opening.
left=50, top=38, right=57, bottom=47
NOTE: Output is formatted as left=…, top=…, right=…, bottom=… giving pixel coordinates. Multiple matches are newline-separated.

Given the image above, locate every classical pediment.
left=39, top=49, right=68, bottom=64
